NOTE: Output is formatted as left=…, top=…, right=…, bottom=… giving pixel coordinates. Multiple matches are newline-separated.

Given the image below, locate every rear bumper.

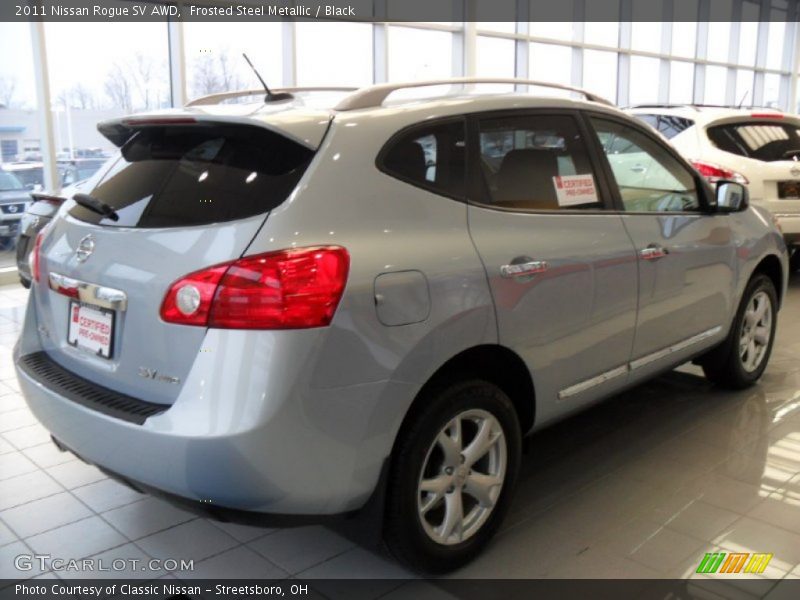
left=14, top=296, right=412, bottom=516
left=51, top=434, right=379, bottom=528
left=772, top=213, right=800, bottom=244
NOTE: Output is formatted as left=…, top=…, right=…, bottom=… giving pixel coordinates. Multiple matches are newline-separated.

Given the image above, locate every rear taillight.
left=690, top=160, right=749, bottom=185
left=30, top=227, right=48, bottom=283
left=160, top=246, right=350, bottom=330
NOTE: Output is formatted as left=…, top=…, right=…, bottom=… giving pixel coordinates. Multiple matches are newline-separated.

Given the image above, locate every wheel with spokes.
left=701, top=274, right=777, bottom=389
left=384, top=380, right=521, bottom=573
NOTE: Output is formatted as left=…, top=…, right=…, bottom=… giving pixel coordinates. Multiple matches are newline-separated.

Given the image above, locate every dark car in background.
left=0, top=169, right=32, bottom=249
left=15, top=182, right=84, bottom=287
left=14, top=156, right=108, bottom=286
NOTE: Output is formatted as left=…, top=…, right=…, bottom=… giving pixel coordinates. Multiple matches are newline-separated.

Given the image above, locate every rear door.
left=587, top=114, right=736, bottom=378
left=466, top=110, right=639, bottom=425
left=34, top=121, right=319, bottom=405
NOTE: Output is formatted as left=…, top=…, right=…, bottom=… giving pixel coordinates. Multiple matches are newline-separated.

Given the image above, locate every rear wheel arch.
left=394, top=345, right=535, bottom=451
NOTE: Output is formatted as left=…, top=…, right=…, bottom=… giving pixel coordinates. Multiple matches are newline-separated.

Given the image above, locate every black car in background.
left=0, top=170, right=32, bottom=250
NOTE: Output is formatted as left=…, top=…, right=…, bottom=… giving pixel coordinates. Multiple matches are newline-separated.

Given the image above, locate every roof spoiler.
left=97, top=117, right=199, bottom=148
left=186, top=87, right=358, bottom=107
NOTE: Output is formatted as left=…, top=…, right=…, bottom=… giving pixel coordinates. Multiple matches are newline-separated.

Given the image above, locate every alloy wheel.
left=417, top=409, right=507, bottom=546
left=739, top=290, right=772, bottom=373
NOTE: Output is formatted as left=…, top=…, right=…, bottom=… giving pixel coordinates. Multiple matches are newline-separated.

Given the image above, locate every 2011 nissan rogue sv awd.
left=15, top=79, right=789, bottom=572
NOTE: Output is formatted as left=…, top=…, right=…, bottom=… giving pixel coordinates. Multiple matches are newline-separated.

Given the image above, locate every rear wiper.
left=73, top=193, right=119, bottom=222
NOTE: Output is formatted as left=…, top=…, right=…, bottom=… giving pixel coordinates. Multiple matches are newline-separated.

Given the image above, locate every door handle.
left=630, top=165, right=647, bottom=173
left=639, top=244, right=669, bottom=261
left=500, top=260, right=549, bottom=278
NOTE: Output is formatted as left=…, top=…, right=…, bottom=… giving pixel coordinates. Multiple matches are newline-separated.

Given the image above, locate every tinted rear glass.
left=69, top=124, right=314, bottom=227
left=707, top=121, right=800, bottom=161
left=380, top=120, right=466, bottom=199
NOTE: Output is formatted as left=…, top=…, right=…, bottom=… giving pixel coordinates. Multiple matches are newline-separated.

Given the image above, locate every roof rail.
left=186, top=87, right=358, bottom=107
left=333, top=78, right=614, bottom=111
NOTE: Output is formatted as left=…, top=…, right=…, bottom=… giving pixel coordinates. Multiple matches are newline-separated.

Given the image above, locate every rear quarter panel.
left=236, top=109, right=498, bottom=495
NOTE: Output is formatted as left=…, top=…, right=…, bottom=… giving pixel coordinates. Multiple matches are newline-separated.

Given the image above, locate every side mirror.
left=716, top=181, right=749, bottom=212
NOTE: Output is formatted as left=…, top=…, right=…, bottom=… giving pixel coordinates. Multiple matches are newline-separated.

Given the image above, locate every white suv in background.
left=627, top=105, right=800, bottom=269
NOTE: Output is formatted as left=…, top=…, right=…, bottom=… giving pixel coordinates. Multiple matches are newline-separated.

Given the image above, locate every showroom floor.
left=1, top=275, right=800, bottom=597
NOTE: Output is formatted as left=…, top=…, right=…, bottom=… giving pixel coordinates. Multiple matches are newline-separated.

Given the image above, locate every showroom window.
left=296, top=22, right=373, bottom=86
left=44, top=21, right=170, bottom=162
left=583, top=50, right=618, bottom=103
left=629, top=56, right=661, bottom=106
left=183, top=22, right=282, bottom=101
left=529, top=43, right=572, bottom=94
left=388, top=27, right=453, bottom=81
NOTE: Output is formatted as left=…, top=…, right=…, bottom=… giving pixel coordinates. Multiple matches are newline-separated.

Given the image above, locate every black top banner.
left=3, top=0, right=799, bottom=23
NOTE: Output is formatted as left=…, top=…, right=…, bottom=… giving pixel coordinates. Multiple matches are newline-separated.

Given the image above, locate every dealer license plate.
left=67, top=301, right=115, bottom=359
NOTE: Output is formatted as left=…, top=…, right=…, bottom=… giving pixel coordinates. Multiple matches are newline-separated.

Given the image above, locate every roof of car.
left=98, top=79, right=629, bottom=150
left=626, top=104, right=796, bottom=126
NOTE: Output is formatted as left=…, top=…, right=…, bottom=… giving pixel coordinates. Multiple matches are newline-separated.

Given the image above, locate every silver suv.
left=15, top=79, right=789, bottom=572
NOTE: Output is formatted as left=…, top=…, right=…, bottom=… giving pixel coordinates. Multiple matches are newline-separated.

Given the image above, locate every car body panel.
left=468, top=207, right=639, bottom=425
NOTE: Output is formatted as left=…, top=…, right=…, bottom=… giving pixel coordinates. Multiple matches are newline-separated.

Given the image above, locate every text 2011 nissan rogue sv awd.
left=15, top=79, right=789, bottom=572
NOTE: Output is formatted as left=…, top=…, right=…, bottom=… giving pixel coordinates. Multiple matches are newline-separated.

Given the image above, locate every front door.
left=587, top=115, right=736, bottom=378
left=467, top=111, right=639, bottom=426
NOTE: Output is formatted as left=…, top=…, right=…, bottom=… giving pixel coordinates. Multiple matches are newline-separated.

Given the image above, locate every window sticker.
left=553, top=174, right=599, bottom=206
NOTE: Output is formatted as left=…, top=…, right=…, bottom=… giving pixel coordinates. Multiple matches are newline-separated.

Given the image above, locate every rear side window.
left=707, top=121, right=800, bottom=162
left=380, top=121, right=466, bottom=199
left=69, top=125, right=314, bottom=228
left=477, top=114, right=601, bottom=211
left=634, top=114, right=695, bottom=139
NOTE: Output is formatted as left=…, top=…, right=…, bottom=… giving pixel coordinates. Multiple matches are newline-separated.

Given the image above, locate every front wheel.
left=701, top=274, right=777, bottom=389
left=384, top=380, right=521, bottom=573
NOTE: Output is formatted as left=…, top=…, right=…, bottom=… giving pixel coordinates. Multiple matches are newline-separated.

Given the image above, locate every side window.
left=477, top=114, right=602, bottom=211
left=590, top=117, right=701, bottom=213
left=381, top=121, right=465, bottom=198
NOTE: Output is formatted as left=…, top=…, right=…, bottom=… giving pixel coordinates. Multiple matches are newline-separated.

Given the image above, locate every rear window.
left=634, top=114, right=695, bottom=139
left=69, top=124, right=314, bottom=228
left=707, top=121, right=800, bottom=162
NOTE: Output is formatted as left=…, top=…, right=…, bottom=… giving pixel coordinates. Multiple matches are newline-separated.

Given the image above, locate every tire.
left=384, top=379, right=521, bottom=573
left=701, top=274, right=778, bottom=389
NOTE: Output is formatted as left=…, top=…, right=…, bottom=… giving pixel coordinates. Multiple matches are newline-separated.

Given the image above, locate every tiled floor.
left=1, top=274, right=800, bottom=596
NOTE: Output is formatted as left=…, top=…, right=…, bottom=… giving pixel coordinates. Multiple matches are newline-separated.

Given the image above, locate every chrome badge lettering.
left=138, top=367, right=180, bottom=385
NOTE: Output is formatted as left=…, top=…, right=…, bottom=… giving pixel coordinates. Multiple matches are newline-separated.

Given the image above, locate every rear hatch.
left=706, top=117, right=800, bottom=212
left=33, top=113, right=328, bottom=405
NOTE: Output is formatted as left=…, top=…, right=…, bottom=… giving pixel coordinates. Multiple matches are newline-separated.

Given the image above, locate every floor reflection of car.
left=0, top=169, right=32, bottom=248
left=16, top=181, right=82, bottom=288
